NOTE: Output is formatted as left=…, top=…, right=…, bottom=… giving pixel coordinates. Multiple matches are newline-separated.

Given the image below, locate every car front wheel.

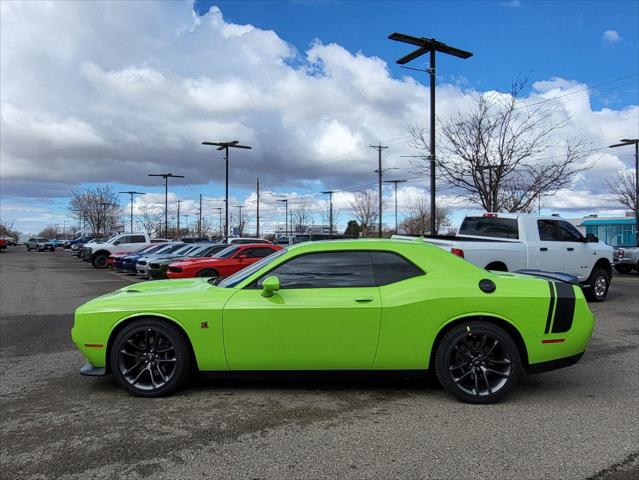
left=110, top=319, right=191, bottom=397
left=434, top=321, right=521, bottom=404
left=585, top=267, right=610, bottom=302
left=92, top=253, right=108, bottom=269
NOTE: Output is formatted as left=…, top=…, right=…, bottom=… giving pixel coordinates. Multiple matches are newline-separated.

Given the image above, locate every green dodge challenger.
left=72, top=239, right=595, bottom=403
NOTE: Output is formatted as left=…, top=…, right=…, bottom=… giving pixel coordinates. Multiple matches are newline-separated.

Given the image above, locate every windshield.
left=218, top=248, right=288, bottom=288
left=214, top=246, right=240, bottom=259
left=105, top=235, right=119, bottom=243
left=187, top=245, right=213, bottom=257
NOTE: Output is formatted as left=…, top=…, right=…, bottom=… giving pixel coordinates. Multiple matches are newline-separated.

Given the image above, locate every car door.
left=556, top=220, right=591, bottom=279
left=536, top=220, right=567, bottom=273
left=118, top=235, right=147, bottom=252
left=222, top=251, right=382, bottom=370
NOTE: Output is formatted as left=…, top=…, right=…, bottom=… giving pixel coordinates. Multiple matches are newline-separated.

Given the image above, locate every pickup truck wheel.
left=585, top=267, right=610, bottom=302
left=92, top=253, right=108, bottom=269
left=614, top=265, right=632, bottom=274
left=196, top=268, right=218, bottom=278
left=110, top=319, right=191, bottom=397
left=434, top=321, right=521, bottom=404
left=26, top=246, right=31, bottom=251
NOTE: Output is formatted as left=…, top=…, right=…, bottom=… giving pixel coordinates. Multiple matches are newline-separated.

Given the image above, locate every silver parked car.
left=614, top=243, right=639, bottom=274
left=26, top=237, right=55, bottom=252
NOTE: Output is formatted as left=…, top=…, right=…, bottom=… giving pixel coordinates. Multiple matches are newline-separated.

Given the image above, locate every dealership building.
left=571, top=213, right=637, bottom=247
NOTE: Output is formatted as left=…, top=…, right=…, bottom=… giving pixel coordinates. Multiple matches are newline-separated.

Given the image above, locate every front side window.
left=130, top=235, right=146, bottom=243
left=557, top=221, right=583, bottom=242
left=215, top=246, right=240, bottom=259
left=256, top=251, right=375, bottom=289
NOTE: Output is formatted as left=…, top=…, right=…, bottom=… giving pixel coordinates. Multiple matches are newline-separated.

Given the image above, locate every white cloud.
left=602, top=30, right=622, bottom=45
left=0, top=2, right=637, bottom=234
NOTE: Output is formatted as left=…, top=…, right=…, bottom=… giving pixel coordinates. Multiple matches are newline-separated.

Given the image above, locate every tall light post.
left=610, top=138, right=639, bottom=244
left=384, top=179, right=407, bottom=234
left=278, top=199, right=288, bottom=238
left=370, top=144, right=389, bottom=237
left=389, top=32, right=472, bottom=235
left=148, top=173, right=184, bottom=238
left=118, top=191, right=145, bottom=234
left=202, top=140, right=252, bottom=241
left=321, top=190, right=334, bottom=238
left=214, top=207, right=223, bottom=240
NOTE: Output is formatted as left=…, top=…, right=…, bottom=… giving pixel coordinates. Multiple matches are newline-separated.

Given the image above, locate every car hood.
left=76, top=278, right=236, bottom=313
left=171, top=257, right=223, bottom=267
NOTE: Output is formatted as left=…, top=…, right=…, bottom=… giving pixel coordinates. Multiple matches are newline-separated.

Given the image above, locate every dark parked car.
left=119, top=243, right=185, bottom=274
left=146, top=243, right=229, bottom=279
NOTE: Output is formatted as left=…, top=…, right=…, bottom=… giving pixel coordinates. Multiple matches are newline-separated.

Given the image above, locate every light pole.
left=321, top=190, right=334, bottom=238
left=278, top=199, right=288, bottom=238
left=202, top=140, right=252, bottom=241
left=214, top=207, right=223, bottom=240
left=477, top=165, right=499, bottom=212
left=610, top=138, right=639, bottom=244
left=389, top=32, right=472, bottom=235
left=256, top=178, right=260, bottom=238
left=118, top=191, right=145, bottom=234
left=370, top=145, right=389, bottom=237
left=184, top=214, right=190, bottom=236
left=148, top=173, right=184, bottom=238
left=384, top=179, right=407, bottom=234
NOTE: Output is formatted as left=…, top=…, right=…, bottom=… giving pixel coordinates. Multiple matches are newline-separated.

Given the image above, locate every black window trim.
left=245, top=249, right=425, bottom=290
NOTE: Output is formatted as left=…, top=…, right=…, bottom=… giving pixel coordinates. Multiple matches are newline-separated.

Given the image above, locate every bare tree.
left=68, top=186, right=122, bottom=235
left=408, top=76, right=590, bottom=213
left=290, top=202, right=314, bottom=234
left=604, top=170, right=637, bottom=214
left=319, top=204, right=340, bottom=232
left=399, top=193, right=452, bottom=235
left=350, top=190, right=378, bottom=237
left=38, top=225, right=61, bottom=238
left=136, top=205, right=163, bottom=236
left=0, top=218, right=20, bottom=241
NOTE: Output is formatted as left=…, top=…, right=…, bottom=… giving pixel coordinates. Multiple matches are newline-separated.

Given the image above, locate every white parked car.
left=394, top=213, right=614, bottom=301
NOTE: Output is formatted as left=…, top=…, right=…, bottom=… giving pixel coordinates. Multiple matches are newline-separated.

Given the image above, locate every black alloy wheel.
left=92, top=253, right=108, bottom=269
left=111, top=319, right=191, bottom=396
left=435, top=321, right=521, bottom=404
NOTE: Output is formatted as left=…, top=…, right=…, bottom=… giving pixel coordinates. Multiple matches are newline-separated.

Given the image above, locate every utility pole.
left=176, top=200, right=181, bottom=239
left=198, top=194, right=203, bottom=237
left=278, top=199, right=288, bottom=238
left=118, top=191, right=145, bottom=234
left=384, top=180, right=406, bottom=234
left=321, top=190, right=334, bottom=238
left=256, top=178, right=260, bottom=238
left=477, top=165, right=499, bottom=212
left=202, top=140, right=252, bottom=241
left=610, top=138, right=639, bottom=244
left=214, top=207, right=223, bottom=240
left=371, top=144, right=388, bottom=238
left=148, top=173, right=184, bottom=238
left=389, top=33, right=472, bottom=234
left=233, top=205, right=244, bottom=236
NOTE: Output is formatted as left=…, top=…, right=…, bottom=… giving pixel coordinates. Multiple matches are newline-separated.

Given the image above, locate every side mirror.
left=261, top=276, right=280, bottom=298
left=113, top=240, right=120, bottom=245
left=585, top=233, right=599, bottom=243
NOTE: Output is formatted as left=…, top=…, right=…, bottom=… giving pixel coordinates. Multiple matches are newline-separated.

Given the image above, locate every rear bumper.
left=527, top=351, right=584, bottom=374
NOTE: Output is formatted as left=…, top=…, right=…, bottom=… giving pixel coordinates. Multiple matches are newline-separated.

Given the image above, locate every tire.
left=27, top=246, right=31, bottom=251
left=584, top=267, right=610, bottom=302
left=434, top=321, right=522, bottom=404
left=110, top=319, right=191, bottom=397
left=614, top=264, right=632, bottom=274
left=92, top=253, right=108, bottom=269
left=196, top=268, right=218, bottom=278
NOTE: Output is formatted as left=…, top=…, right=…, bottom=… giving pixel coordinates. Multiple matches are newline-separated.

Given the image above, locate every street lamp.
left=202, top=140, right=252, bottom=241
left=118, top=191, right=145, bottom=234
left=610, top=138, right=639, bottom=244
left=278, top=199, right=288, bottom=238
left=389, top=32, right=472, bottom=235
left=384, top=179, right=407, bottom=234
left=321, top=190, right=334, bottom=238
left=148, top=173, right=184, bottom=238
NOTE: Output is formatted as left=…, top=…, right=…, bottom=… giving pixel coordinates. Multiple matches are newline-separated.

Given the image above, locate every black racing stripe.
left=544, top=281, right=555, bottom=334
left=552, top=282, right=576, bottom=333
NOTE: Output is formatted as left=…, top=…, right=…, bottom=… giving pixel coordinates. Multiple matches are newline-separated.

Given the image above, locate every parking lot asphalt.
left=0, top=247, right=637, bottom=480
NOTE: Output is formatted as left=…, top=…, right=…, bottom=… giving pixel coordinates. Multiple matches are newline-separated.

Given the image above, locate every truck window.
left=557, top=221, right=583, bottom=242
left=458, top=217, right=519, bottom=239
left=537, top=220, right=561, bottom=241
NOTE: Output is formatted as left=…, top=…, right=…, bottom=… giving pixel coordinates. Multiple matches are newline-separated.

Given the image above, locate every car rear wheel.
left=585, top=267, right=610, bottom=302
left=614, top=264, right=632, bottom=274
left=196, top=268, right=218, bottom=278
left=92, top=253, right=108, bottom=269
left=111, top=319, right=191, bottom=397
left=434, top=321, right=521, bottom=404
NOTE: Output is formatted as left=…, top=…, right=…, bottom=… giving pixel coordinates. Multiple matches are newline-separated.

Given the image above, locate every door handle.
left=354, top=297, right=374, bottom=303
left=567, top=247, right=574, bottom=251
left=540, top=247, right=548, bottom=252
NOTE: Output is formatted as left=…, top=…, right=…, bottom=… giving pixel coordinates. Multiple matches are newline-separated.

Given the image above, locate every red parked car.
left=166, top=243, right=282, bottom=279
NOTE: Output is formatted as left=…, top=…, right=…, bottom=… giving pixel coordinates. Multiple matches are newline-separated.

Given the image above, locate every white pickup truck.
left=82, top=233, right=163, bottom=269
left=394, top=213, right=614, bottom=301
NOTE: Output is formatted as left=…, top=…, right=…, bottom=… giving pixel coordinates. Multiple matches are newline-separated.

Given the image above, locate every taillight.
left=451, top=248, right=465, bottom=258
left=483, top=213, right=498, bottom=218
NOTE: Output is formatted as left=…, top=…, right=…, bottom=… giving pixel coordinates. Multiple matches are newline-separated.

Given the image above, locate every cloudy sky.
left=1, top=0, right=638, bottom=235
